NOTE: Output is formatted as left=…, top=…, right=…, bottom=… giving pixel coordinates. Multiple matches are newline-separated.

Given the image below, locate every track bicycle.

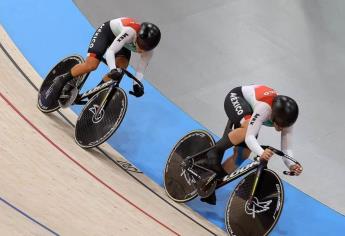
left=37, top=55, right=143, bottom=148
left=164, top=130, right=302, bottom=236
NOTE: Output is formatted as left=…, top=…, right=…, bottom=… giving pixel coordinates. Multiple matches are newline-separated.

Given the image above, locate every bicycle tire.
left=164, top=130, right=215, bottom=202
left=75, top=87, right=127, bottom=148
left=37, top=55, right=86, bottom=113
left=225, top=169, right=284, bottom=236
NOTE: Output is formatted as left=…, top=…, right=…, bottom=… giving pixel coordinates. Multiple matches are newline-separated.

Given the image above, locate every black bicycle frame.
left=73, top=67, right=144, bottom=107
left=75, top=79, right=115, bottom=104
left=184, top=145, right=301, bottom=201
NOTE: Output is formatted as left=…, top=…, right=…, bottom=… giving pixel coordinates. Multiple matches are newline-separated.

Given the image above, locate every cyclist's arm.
left=245, top=103, right=271, bottom=157
left=134, top=50, right=153, bottom=82
left=105, top=28, right=135, bottom=70
left=281, top=126, right=295, bottom=168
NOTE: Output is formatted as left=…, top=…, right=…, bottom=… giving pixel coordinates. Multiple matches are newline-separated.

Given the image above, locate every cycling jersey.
left=87, top=17, right=153, bottom=81
left=224, top=85, right=295, bottom=167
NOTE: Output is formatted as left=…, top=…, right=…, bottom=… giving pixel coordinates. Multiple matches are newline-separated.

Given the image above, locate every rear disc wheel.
left=164, top=130, right=215, bottom=202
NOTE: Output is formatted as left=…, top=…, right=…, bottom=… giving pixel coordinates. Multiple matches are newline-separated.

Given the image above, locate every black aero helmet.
left=272, top=95, right=299, bottom=127
left=137, top=22, right=161, bottom=51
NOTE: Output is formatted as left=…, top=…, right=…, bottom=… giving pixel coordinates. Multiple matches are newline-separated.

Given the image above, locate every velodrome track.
left=1, top=0, right=345, bottom=235
left=0, top=25, right=226, bottom=235
left=1, top=22, right=345, bottom=234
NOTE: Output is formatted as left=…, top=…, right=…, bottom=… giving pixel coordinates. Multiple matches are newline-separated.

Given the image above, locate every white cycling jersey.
left=105, top=17, right=154, bottom=81
left=242, top=85, right=295, bottom=167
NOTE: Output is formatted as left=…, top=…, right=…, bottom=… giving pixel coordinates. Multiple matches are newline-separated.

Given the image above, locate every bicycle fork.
left=248, top=161, right=267, bottom=205
left=94, top=74, right=125, bottom=118
left=94, top=85, right=116, bottom=118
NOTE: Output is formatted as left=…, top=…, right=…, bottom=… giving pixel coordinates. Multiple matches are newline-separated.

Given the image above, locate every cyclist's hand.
left=106, top=68, right=123, bottom=81
left=129, top=84, right=144, bottom=97
left=289, top=164, right=303, bottom=176
left=260, top=148, right=274, bottom=161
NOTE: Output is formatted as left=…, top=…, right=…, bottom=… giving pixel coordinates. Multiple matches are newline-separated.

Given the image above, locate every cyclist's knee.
left=116, top=56, right=129, bottom=69
left=85, top=57, right=100, bottom=71
left=86, top=61, right=99, bottom=71
left=228, top=127, right=247, bottom=146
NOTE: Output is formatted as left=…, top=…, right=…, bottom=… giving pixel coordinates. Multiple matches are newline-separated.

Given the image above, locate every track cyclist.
left=201, top=85, right=303, bottom=205
left=50, top=17, right=161, bottom=106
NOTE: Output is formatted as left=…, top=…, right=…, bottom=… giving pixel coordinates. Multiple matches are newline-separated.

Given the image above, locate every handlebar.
left=100, top=57, right=144, bottom=91
left=122, top=69, right=144, bottom=90
left=259, top=145, right=302, bottom=176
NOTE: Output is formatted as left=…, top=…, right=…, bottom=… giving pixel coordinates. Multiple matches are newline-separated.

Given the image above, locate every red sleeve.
left=255, top=86, right=277, bottom=106
left=121, top=18, right=141, bottom=33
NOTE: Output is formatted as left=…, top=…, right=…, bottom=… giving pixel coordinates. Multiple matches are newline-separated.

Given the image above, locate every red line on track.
left=0, top=91, right=180, bottom=236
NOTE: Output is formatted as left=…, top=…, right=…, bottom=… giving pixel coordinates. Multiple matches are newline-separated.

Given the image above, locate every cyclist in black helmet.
left=52, top=17, right=161, bottom=106
left=201, top=85, right=303, bottom=205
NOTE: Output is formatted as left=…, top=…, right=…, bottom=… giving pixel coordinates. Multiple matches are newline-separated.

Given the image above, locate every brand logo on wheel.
left=89, top=104, right=105, bottom=123
left=245, top=197, right=272, bottom=218
left=181, top=168, right=196, bottom=186
left=45, top=76, right=60, bottom=99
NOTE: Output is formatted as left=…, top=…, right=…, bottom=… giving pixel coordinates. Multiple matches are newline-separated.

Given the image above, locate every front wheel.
left=37, top=55, right=86, bottom=113
left=225, top=169, right=284, bottom=236
left=75, top=87, right=128, bottom=148
left=163, top=130, right=215, bottom=202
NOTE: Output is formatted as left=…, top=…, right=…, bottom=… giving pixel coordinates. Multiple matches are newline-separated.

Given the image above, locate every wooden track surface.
left=0, top=25, right=226, bottom=236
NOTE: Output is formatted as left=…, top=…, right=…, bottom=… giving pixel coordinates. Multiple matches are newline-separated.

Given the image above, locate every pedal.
left=204, top=172, right=217, bottom=187
left=58, top=87, right=78, bottom=108
left=196, top=172, right=217, bottom=198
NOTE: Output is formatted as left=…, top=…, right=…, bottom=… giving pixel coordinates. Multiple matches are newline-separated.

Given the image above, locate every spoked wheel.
left=75, top=87, right=128, bottom=148
left=164, top=130, right=215, bottom=202
left=225, top=169, right=284, bottom=236
left=37, top=55, right=86, bottom=113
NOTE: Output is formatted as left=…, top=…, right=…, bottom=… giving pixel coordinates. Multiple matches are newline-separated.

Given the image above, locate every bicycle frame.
left=76, top=79, right=116, bottom=104
left=73, top=68, right=144, bottom=114
left=184, top=145, right=301, bottom=203
left=218, top=159, right=261, bottom=188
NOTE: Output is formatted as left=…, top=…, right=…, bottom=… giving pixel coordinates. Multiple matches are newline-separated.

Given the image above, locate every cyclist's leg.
left=58, top=56, right=100, bottom=104
left=78, top=21, right=114, bottom=79
left=206, top=119, right=233, bottom=177
left=59, top=21, right=114, bottom=102
left=200, top=120, right=233, bottom=205
left=206, top=87, right=252, bottom=177
left=62, top=21, right=113, bottom=83
left=71, top=56, right=100, bottom=77
left=201, top=88, right=253, bottom=205
left=222, top=146, right=251, bottom=173
left=116, top=47, right=131, bottom=68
